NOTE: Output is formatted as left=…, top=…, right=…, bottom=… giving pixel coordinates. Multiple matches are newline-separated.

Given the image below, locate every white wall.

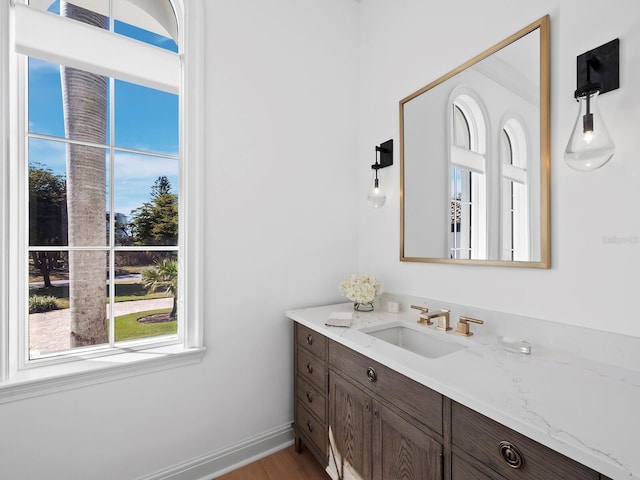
left=357, top=0, right=640, bottom=338
left=0, top=0, right=360, bottom=478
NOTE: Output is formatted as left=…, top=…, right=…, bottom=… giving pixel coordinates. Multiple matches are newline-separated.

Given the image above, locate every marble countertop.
left=286, top=299, right=640, bottom=480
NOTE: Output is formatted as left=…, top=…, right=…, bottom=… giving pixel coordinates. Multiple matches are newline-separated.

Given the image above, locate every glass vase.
left=354, top=301, right=374, bottom=312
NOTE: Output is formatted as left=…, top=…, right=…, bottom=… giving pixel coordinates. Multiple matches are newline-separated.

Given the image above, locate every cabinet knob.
left=366, top=367, right=377, bottom=382
left=306, top=420, right=313, bottom=433
left=306, top=363, right=313, bottom=374
left=498, top=441, right=525, bottom=469
left=306, top=392, right=313, bottom=403
left=306, top=334, right=313, bottom=345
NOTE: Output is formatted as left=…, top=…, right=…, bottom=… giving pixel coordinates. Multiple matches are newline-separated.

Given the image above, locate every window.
left=449, top=95, right=487, bottom=260
left=500, top=118, right=530, bottom=261
left=0, top=0, right=204, bottom=402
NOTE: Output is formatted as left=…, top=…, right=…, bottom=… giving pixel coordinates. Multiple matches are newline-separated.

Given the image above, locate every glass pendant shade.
left=367, top=178, right=386, bottom=208
left=564, top=90, right=615, bottom=171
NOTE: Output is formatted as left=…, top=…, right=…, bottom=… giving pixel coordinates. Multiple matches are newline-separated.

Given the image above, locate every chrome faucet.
left=423, top=309, right=451, bottom=331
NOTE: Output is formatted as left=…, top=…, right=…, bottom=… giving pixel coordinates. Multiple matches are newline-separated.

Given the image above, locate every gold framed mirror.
left=400, top=15, right=550, bottom=268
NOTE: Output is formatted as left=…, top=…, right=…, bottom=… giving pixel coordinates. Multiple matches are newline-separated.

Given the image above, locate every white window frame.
left=0, top=0, right=205, bottom=404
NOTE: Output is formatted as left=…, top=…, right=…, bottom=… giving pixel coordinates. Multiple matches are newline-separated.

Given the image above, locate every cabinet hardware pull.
left=306, top=363, right=313, bottom=374
left=374, top=409, right=379, bottom=418
left=306, top=420, right=313, bottom=433
left=306, top=334, right=313, bottom=345
left=366, top=402, right=370, bottom=412
left=498, top=441, right=525, bottom=469
left=306, top=392, right=313, bottom=402
left=366, top=367, right=377, bottom=382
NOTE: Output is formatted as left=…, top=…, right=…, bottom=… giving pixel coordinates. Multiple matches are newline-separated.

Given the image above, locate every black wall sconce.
left=368, top=139, right=393, bottom=208
left=564, top=39, right=619, bottom=171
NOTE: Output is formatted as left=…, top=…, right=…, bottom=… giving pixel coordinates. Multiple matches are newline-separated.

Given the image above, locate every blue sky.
left=28, top=3, right=179, bottom=218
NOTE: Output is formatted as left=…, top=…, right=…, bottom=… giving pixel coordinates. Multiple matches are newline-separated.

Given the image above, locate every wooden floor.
left=215, top=445, right=330, bottom=480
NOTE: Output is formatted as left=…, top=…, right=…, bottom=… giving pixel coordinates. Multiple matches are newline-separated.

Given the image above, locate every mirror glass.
left=400, top=16, right=550, bottom=267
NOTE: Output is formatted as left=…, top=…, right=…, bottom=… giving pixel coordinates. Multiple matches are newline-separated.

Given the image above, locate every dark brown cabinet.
left=292, top=321, right=610, bottom=480
left=328, top=371, right=373, bottom=479
left=328, top=340, right=443, bottom=480
left=329, top=372, right=443, bottom=480
left=373, top=397, right=443, bottom=480
left=293, top=323, right=329, bottom=467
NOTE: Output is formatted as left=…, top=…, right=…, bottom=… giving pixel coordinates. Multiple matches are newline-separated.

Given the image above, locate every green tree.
left=141, top=259, right=178, bottom=318
left=151, top=175, right=172, bottom=198
left=61, top=1, right=108, bottom=347
left=29, top=164, right=67, bottom=287
left=130, top=176, right=178, bottom=245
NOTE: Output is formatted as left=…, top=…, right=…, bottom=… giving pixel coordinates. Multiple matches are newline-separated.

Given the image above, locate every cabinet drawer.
left=451, top=402, right=599, bottom=480
left=296, top=375, right=327, bottom=423
left=452, top=453, right=505, bottom=480
left=297, top=347, right=327, bottom=391
left=329, top=340, right=442, bottom=435
left=296, top=323, right=327, bottom=360
left=296, top=404, right=327, bottom=458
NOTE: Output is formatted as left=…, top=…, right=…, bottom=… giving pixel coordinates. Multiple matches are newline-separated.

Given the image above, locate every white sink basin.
left=360, top=322, right=467, bottom=359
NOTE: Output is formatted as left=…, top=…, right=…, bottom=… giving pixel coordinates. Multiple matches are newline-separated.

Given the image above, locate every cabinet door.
left=372, top=400, right=443, bottom=480
left=329, top=372, right=372, bottom=480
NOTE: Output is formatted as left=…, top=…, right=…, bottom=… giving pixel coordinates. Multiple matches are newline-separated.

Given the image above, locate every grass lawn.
left=111, top=282, right=168, bottom=302
left=115, top=308, right=177, bottom=342
left=29, top=282, right=168, bottom=307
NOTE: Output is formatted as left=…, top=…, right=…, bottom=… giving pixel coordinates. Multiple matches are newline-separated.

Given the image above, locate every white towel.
left=325, top=312, right=353, bottom=327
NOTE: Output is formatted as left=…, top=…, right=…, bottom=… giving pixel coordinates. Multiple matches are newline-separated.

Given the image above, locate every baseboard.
left=138, top=424, right=295, bottom=480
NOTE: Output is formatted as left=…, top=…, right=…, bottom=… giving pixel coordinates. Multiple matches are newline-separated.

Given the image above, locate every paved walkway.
left=29, top=297, right=172, bottom=356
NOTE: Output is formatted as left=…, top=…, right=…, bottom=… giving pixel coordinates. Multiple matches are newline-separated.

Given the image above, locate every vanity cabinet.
left=293, top=323, right=329, bottom=467
left=292, top=320, right=609, bottom=480
left=328, top=340, right=443, bottom=480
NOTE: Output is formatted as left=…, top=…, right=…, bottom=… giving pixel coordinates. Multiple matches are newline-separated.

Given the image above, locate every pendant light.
left=564, top=39, right=619, bottom=171
left=368, top=139, right=393, bottom=208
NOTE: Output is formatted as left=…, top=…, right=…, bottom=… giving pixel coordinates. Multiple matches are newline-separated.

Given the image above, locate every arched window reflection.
left=501, top=118, right=529, bottom=261
left=450, top=95, right=487, bottom=260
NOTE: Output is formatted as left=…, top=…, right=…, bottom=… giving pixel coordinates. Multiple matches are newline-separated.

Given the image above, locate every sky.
left=28, top=1, right=179, bottom=218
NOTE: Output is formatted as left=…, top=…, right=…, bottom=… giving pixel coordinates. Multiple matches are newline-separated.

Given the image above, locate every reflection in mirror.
left=400, top=16, right=549, bottom=267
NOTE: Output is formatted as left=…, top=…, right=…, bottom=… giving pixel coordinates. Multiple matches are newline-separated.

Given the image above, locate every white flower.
left=338, top=274, right=383, bottom=304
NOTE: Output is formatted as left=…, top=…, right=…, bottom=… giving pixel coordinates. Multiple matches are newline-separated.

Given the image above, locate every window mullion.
left=108, top=73, right=115, bottom=347
left=17, top=46, right=30, bottom=370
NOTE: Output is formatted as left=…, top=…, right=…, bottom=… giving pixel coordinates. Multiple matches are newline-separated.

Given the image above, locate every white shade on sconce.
left=367, top=177, right=386, bottom=208
left=564, top=90, right=615, bottom=171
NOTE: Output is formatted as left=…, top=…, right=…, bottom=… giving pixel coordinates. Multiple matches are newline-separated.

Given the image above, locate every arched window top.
left=452, top=92, right=487, bottom=155
left=502, top=117, right=528, bottom=169
left=452, top=104, right=470, bottom=150
left=27, top=0, right=178, bottom=48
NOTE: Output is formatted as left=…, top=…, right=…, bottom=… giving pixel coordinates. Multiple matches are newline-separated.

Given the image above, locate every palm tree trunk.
left=61, top=2, right=108, bottom=347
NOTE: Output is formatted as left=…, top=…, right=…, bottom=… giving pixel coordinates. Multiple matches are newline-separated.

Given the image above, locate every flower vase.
left=354, top=301, right=374, bottom=312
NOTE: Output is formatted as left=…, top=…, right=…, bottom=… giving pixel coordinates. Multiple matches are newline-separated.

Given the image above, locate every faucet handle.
left=410, top=305, right=428, bottom=313
left=455, top=316, right=484, bottom=337
left=410, top=305, right=432, bottom=325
